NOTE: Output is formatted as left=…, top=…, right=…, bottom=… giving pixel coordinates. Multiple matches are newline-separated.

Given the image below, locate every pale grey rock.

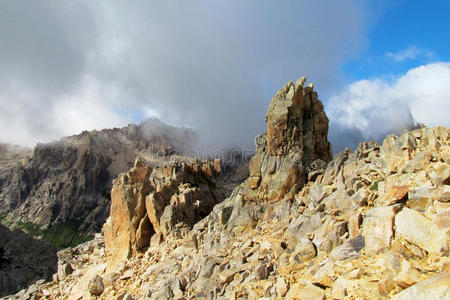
left=391, top=271, right=450, bottom=300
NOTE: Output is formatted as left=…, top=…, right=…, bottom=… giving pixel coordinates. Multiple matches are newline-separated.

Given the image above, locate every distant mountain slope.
left=0, top=118, right=196, bottom=233
left=0, top=223, right=57, bottom=297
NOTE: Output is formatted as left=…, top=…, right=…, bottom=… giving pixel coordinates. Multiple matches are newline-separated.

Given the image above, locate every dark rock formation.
left=0, top=224, right=57, bottom=297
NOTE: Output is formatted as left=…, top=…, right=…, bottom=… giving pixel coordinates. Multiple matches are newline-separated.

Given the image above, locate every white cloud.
left=327, top=62, right=450, bottom=152
left=52, top=76, right=130, bottom=138
left=385, top=46, right=434, bottom=62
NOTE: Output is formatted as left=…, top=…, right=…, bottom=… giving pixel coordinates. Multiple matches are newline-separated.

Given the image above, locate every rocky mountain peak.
left=248, top=77, right=332, bottom=202
left=265, top=76, right=331, bottom=160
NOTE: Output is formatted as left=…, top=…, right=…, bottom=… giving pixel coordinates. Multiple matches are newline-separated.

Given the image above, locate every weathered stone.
left=88, top=275, right=104, bottom=296
left=286, top=282, right=325, bottom=300
left=427, top=162, right=450, bottom=186
left=57, top=262, right=73, bottom=282
left=311, top=260, right=336, bottom=287
left=391, top=271, right=450, bottom=300
left=289, top=238, right=317, bottom=263
left=145, top=192, right=169, bottom=234
left=254, top=264, right=269, bottom=280
left=285, top=214, right=322, bottom=248
left=312, top=217, right=347, bottom=253
left=363, top=205, right=401, bottom=255
left=275, top=277, right=288, bottom=297
left=247, top=77, right=332, bottom=202
left=248, top=176, right=261, bottom=189
left=395, top=207, right=448, bottom=255
left=348, top=211, right=363, bottom=238
left=103, top=160, right=225, bottom=271
left=103, top=166, right=152, bottom=271
left=394, top=259, right=421, bottom=288
left=219, top=268, right=240, bottom=283
left=376, top=185, right=409, bottom=207
left=331, top=235, right=365, bottom=261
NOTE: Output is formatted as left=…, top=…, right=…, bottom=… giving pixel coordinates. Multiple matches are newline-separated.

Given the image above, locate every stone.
left=146, top=192, right=169, bottom=234
left=331, top=276, right=358, bottom=299
left=427, top=162, right=450, bottom=186
left=286, top=282, right=325, bottom=300
left=312, top=217, right=347, bottom=253
left=376, top=185, right=409, bottom=207
left=275, top=277, right=288, bottom=297
left=289, top=239, right=317, bottom=263
left=88, top=275, right=105, bottom=296
left=363, top=205, right=401, bottom=255
left=395, top=207, right=448, bottom=255
left=103, top=166, right=152, bottom=271
left=311, top=260, right=336, bottom=287
left=254, top=264, right=269, bottom=280
left=248, top=176, right=261, bottom=189
left=103, top=160, right=225, bottom=271
left=331, top=235, right=365, bottom=261
left=57, top=262, right=73, bottom=281
left=348, top=211, right=363, bottom=238
left=394, top=259, right=421, bottom=288
left=219, top=268, right=240, bottom=283
left=391, top=271, right=450, bottom=300
left=285, top=214, right=322, bottom=248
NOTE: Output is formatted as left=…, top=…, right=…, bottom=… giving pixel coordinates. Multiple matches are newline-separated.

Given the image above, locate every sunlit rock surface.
left=9, top=78, right=449, bottom=299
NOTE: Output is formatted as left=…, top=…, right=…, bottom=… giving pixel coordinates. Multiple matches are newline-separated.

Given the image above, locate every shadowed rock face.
left=0, top=224, right=57, bottom=297
left=0, top=119, right=196, bottom=232
left=247, top=77, right=332, bottom=202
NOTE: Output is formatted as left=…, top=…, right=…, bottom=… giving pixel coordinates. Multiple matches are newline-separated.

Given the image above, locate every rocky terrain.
left=0, top=118, right=196, bottom=234
left=0, top=119, right=201, bottom=296
left=2, top=77, right=449, bottom=299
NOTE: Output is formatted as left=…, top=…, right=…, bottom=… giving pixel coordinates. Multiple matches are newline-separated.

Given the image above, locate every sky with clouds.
left=0, top=0, right=449, bottom=153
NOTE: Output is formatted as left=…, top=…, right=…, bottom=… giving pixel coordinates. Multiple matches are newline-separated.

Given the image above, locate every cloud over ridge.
left=0, top=0, right=365, bottom=148
left=327, top=62, right=450, bottom=152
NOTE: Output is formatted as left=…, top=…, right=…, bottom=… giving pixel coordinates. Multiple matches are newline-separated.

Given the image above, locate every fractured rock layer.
left=248, top=77, right=332, bottom=202
left=103, top=159, right=224, bottom=271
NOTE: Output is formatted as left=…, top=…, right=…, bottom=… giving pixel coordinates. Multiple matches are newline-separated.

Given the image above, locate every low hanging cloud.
left=327, top=62, right=450, bottom=152
left=0, top=0, right=366, bottom=148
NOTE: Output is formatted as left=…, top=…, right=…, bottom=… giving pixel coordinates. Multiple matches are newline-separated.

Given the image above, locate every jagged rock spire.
left=247, top=76, right=332, bottom=202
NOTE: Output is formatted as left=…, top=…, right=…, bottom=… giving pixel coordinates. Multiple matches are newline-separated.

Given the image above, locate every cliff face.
left=6, top=78, right=450, bottom=299
left=0, top=119, right=196, bottom=232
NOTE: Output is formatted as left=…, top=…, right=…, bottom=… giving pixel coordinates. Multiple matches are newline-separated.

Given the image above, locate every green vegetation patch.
left=16, top=219, right=93, bottom=249
left=369, top=180, right=383, bottom=191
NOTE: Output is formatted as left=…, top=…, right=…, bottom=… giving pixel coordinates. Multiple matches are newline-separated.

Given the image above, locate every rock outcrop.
left=247, top=77, right=331, bottom=202
left=103, top=159, right=224, bottom=271
left=8, top=78, right=450, bottom=299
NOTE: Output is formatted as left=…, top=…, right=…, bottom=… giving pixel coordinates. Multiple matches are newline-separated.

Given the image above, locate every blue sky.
left=344, top=0, right=450, bottom=81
